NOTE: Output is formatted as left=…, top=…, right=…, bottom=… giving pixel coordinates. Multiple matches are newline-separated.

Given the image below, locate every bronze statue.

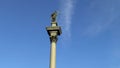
left=51, top=11, right=57, bottom=22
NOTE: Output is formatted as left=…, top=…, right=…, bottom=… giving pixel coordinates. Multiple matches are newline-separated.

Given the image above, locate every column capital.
left=50, top=36, right=58, bottom=43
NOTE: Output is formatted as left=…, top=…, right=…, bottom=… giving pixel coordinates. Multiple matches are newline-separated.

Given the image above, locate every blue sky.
left=0, top=0, right=120, bottom=68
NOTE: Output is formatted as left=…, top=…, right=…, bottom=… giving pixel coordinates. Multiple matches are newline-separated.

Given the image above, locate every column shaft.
left=50, top=41, right=56, bottom=68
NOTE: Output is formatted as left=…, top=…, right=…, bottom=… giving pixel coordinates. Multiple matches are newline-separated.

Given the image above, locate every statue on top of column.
left=51, top=11, right=57, bottom=22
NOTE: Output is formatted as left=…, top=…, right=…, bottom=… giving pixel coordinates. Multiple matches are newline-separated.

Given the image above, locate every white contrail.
left=59, top=0, right=75, bottom=38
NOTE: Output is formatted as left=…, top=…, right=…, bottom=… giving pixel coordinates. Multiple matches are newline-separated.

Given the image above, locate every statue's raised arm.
left=51, top=11, right=57, bottom=22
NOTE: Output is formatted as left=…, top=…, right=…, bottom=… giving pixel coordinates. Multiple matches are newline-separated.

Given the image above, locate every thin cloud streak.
left=59, top=0, right=75, bottom=38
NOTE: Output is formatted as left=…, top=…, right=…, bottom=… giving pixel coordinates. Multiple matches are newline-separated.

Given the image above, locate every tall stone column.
left=46, top=11, right=62, bottom=68
left=50, top=40, right=56, bottom=68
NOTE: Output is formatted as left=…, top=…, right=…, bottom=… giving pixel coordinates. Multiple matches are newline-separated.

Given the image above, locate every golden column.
left=46, top=11, right=62, bottom=68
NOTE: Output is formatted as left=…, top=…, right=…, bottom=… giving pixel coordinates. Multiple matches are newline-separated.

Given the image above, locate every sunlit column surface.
left=50, top=41, right=56, bottom=68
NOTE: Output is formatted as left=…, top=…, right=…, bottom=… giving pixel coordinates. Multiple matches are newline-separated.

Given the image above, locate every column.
left=49, top=41, right=56, bottom=68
